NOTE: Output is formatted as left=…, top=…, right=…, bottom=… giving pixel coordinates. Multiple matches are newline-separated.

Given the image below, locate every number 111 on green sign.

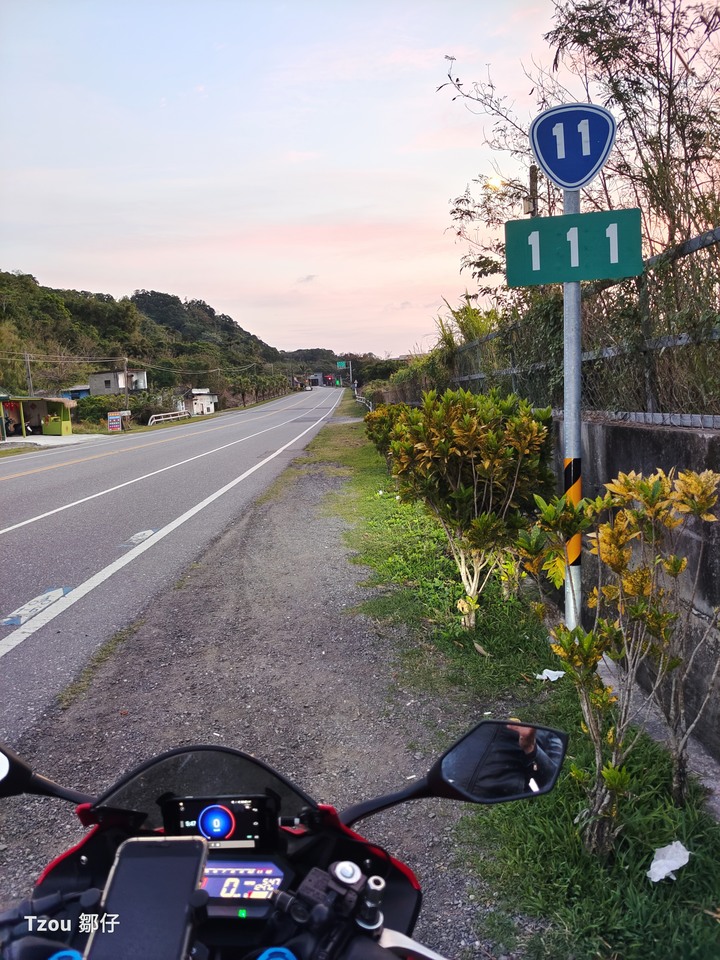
left=505, top=208, right=642, bottom=287
left=527, top=222, right=619, bottom=270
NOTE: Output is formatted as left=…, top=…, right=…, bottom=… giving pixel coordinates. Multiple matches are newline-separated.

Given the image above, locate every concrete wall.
left=556, top=417, right=720, bottom=760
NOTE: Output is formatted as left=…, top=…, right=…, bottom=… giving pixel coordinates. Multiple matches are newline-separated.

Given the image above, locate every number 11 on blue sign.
left=552, top=119, right=592, bottom=158
left=530, top=103, right=616, bottom=190
left=505, top=208, right=642, bottom=287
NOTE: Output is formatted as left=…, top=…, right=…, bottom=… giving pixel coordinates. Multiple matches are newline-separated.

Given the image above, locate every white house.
left=180, top=388, right=218, bottom=416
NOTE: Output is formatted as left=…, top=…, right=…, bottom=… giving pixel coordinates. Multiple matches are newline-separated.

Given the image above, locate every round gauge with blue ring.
left=198, top=804, right=236, bottom=840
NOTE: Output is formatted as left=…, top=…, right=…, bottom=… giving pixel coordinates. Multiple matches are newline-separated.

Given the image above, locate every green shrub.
left=364, top=403, right=410, bottom=470
left=75, top=394, right=121, bottom=424
left=390, top=388, right=554, bottom=627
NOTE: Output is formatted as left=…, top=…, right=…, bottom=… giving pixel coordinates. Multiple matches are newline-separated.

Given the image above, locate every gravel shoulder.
left=0, top=448, right=507, bottom=958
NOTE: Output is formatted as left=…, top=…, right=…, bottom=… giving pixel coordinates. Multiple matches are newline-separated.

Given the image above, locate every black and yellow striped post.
left=564, top=457, right=582, bottom=564
left=564, top=457, right=582, bottom=626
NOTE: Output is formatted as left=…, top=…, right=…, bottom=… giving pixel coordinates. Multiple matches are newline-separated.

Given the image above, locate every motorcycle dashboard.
left=161, top=795, right=288, bottom=919
left=161, top=794, right=279, bottom=848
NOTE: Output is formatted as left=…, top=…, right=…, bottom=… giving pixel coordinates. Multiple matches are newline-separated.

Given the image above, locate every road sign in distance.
left=336, top=361, right=347, bottom=369
left=530, top=103, right=616, bottom=190
left=505, top=208, right=643, bottom=287
left=107, top=411, right=122, bottom=432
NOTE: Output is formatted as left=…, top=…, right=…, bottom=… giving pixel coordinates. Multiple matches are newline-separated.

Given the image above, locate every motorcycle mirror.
left=426, top=720, right=568, bottom=804
left=339, top=719, right=568, bottom=826
left=0, top=742, right=36, bottom=798
left=0, top=742, right=94, bottom=804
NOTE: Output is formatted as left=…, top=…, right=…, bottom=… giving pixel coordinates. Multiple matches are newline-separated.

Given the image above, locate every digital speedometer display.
left=161, top=795, right=278, bottom=849
left=202, top=860, right=284, bottom=901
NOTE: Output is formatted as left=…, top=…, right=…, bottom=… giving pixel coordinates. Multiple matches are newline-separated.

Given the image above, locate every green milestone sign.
left=505, top=208, right=642, bottom=287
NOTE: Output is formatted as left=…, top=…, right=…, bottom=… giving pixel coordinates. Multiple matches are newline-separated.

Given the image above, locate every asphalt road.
left=0, top=389, right=343, bottom=745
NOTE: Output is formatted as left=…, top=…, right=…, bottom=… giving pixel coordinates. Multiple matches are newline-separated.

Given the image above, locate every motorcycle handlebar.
left=342, top=934, right=400, bottom=960
left=342, top=929, right=450, bottom=960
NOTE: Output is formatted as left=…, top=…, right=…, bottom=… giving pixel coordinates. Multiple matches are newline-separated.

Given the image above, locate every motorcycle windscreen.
left=91, top=746, right=318, bottom=827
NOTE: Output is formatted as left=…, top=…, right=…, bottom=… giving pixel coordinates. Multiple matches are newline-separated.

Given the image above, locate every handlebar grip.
left=4, top=935, right=82, bottom=960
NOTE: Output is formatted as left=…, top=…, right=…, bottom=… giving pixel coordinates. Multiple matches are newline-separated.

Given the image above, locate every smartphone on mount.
left=84, top=836, right=207, bottom=960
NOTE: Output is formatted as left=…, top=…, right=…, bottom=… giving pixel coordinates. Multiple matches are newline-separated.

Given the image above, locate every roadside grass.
left=174, top=562, right=202, bottom=589
left=255, top=392, right=363, bottom=503
left=0, top=447, right=32, bottom=459
left=70, top=421, right=114, bottom=434
left=57, top=622, right=144, bottom=710
left=72, top=413, right=220, bottom=435
left=309, top=414, right=720, bottom=960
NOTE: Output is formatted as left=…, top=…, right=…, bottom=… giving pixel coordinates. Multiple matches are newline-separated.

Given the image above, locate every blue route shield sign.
left=530, top=103, right=616, bottom=190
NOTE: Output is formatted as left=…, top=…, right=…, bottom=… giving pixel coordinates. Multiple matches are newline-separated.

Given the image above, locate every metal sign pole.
left=518, top=102, right=623, bottom=631
left=563, top=189, right=582, bottom=629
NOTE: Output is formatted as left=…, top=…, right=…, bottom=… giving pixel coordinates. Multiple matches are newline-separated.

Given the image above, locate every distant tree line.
left=0, top=272, right=399, bottom=405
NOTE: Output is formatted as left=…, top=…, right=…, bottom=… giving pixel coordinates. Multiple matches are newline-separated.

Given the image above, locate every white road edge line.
left=0, top=394, right=337, bottom=536
left=0, top=395, right=341, bottom=659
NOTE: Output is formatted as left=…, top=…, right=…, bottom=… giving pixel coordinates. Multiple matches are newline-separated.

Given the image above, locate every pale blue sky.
left=1, top=0, right=555, bottom=355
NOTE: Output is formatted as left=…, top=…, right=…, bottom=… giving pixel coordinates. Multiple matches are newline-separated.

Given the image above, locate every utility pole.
left=123, top=357, right=130, bottom=408
left=24, top=353, right=34, bottom=396
left=524, top=164, right=539, bottom=217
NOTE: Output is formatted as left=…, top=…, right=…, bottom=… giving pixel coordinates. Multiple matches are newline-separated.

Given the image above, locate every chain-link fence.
left=451, top=227, right=720, bottom=422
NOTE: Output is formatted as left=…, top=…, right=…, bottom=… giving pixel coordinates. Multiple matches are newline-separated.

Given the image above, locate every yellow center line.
left=0, top=408, right=292, bottom=482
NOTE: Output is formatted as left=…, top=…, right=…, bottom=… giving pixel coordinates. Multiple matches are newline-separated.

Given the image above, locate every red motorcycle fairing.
left=35, top=820, right=100, bottom=888
left=34, top=802, right=152, bottom=890
left=315, top=804, right=421, bottom=891
left=312, top=804, right=423, bottom=935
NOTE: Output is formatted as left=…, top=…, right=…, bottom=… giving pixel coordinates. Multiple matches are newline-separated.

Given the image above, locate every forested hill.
left=0, top=271, right=297, bottom=396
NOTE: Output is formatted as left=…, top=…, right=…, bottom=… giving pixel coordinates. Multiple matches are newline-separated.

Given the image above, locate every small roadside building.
left=0, top=394, right=77, bottom=439
left=180, top=388, right=218, bottom=416
left=88, top=369, right=148, bottom=396
left=60, top=384, right=91, bottom=401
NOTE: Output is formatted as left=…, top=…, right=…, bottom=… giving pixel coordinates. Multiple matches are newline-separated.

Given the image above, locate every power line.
left=0, top=353, right=126, bottom=363
left=0, top=352, right=280, bottom=379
